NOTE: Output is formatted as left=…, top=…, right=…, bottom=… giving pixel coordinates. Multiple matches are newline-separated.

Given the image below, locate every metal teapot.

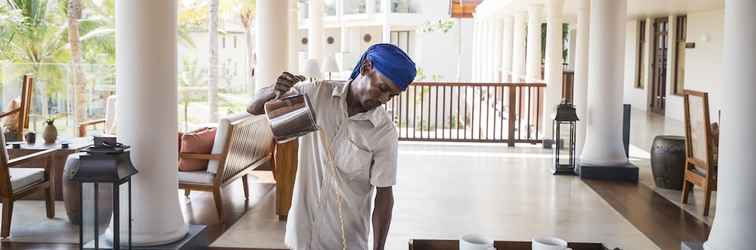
left=264, top=93, right=319, bottom=143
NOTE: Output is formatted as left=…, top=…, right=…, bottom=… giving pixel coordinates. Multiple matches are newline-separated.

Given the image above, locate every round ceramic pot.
left=63, top=153, right=114, bottom=225
left=650, top=135, right=686, bottom=190
left=43, top=122, right=58, bottom=144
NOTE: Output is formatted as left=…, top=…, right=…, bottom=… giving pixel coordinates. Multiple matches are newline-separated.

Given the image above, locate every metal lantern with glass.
left=73, top=138, right=137, bottom=249
left=552, top=99, right=579, bottom=175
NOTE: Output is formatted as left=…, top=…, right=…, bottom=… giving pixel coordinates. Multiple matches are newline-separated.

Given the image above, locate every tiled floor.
left=0, top=109, right=711, bottom=250
left=212, top=143, right=659, bottom=250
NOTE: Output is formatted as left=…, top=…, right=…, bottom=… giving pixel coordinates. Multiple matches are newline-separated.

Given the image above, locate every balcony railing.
left=386, top=82, right=546, bottom=145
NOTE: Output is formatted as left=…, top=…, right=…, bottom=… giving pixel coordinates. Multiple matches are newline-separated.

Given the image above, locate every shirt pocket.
left=333, top=140, right=372, bottom=180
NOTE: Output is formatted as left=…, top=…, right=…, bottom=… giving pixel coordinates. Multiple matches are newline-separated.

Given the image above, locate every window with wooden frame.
left=636, top=19, right=646, bottom=89
left=673, top=15, right=687, bottom=95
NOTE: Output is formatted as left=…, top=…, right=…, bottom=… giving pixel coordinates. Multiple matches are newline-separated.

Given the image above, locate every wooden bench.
left=178, top=114, right=274, bottom=223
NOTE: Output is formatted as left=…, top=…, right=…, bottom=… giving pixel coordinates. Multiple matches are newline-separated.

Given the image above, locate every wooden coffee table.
left=7, top=137, right=92, bottom=200
left=409, top=239, right=612, bottom=250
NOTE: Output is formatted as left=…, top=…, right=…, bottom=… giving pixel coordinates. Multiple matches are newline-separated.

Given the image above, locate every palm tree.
left=67, top=0, right=87, bottom=127
left=208, top=0, right=219, bottom=122
left=1, top=0, right=69, bottom=124
left=239, top=1, right=255, bottom=94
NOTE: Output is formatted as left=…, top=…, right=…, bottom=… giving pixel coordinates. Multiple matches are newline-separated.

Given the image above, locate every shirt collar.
left=332, top=80, right=384, bottom=127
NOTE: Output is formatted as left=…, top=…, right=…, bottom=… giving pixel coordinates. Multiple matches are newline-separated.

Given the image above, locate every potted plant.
left=43, top=114, right=67, bottom=144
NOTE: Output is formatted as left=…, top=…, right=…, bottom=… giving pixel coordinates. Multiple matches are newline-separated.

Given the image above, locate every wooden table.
left=409, top=239, right=611, bottom=250
left=7, top=137, right=92, bottom=201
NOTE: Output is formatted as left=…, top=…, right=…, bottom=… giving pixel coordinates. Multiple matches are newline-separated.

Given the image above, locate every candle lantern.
left=73, top=139, right=137, bottom=250
left=552, top=100, right=580, bottom=175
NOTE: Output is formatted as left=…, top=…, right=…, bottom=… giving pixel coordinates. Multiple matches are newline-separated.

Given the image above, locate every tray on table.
left=409, top=239, right=613, bottom=250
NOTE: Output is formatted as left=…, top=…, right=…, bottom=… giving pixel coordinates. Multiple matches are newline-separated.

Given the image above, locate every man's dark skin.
left=247, top=59, right=401, bottom=250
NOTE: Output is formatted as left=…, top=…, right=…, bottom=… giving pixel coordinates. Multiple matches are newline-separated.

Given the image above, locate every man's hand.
left=372, top=186, right=394, bottom=250
left=273, top=72, right=306, bottom=97
left=246, top=72, right=306, bottom=115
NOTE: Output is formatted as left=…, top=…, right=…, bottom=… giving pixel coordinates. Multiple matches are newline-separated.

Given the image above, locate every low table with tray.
left=409, top=239, right=615, bottom=250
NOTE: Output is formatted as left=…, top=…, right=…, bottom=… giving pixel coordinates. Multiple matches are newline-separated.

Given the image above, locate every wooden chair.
left=681, top=90, right=717, bottom=216
left=78, top=95, right=117, bottom=136
left=0, top=128, right=56, bottom=238
left=178, top=114, right=274, bottom=223
left=0, top=75, right=33, bottom=141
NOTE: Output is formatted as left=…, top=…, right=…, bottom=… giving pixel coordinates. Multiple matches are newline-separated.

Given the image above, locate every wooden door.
left=650, top=18, right=669, bottom=114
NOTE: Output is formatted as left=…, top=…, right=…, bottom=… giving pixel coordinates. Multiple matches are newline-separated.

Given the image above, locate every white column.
left=486, top=19, right=496, bottom=81
left=256, top=0, right=290, bottom=89
left=114, top=0, right=188, bottom=245
left=543, top=0, right=565, bottom=140
left=705, top=0, right=756, bottom=249
left=525, top=5, right=543, bottom=81
left=512, top=12, right=527, bottom=82
left=338, top=0, right=347, bottom=52
left=573, top=0, right=590, bottom=156
left=568, top=29, right=577, bottom=71
left=472, top=18, right=480, bottom=82
left=382, top=24, right=391, bottom=43
left=308, top=0, right=324, bottom=61
left=480, top=19, right=490, bottom=81
left=381, top=0, right=391, bottom=43
left=366, top=0, right=375, bottom=15
left=501, top=16, right=514, bottom=82
left=287, top=0, right=299, bottom=72
left=580, top=0, right=627, bottom=166
left=480, top=19, right=490, bottom=82
left=493, top=19, right=504, bottom=82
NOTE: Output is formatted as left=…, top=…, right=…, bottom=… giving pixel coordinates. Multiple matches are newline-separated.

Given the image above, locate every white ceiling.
left=477, top=0, right=724, bottom=19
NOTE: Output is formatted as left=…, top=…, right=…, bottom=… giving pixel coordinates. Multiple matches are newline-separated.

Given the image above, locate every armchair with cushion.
left=178, top=113, right=274, bottom=223
left=78, top=95, right=117, bottom=137
left=0, top=127, right=55, bottom=238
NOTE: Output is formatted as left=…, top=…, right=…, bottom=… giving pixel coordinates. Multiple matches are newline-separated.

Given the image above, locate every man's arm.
left=246, top=86, right=277, bottom=115
left=372, top=186, right=394, bottom=250
left=246, top=72, right=306, bottom=115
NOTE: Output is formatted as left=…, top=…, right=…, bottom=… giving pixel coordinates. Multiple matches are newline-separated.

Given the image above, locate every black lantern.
left=552, top=100, right=579, bottom=175
left=73, top=140, right=137, bottom=250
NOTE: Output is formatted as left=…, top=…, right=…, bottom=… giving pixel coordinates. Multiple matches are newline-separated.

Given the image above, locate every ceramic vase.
left=43, top=120, right=57, bottom=144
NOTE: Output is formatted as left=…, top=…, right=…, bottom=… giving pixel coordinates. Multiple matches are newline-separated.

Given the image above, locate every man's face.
left=353, top=60, right=402, bottom=111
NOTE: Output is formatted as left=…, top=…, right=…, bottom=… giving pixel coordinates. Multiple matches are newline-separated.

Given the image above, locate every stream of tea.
left=318, top=128, right=347, bottom=250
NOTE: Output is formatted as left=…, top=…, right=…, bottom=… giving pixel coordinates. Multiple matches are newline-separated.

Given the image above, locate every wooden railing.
left=385, top=82, right=546, bottom=146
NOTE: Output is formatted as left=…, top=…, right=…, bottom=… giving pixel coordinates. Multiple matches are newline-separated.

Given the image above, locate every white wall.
left=681, top=9, right=724, bottom=122
left=623, top=20, right=648, bottom=111
left=623, top=10, right=724, bottom=122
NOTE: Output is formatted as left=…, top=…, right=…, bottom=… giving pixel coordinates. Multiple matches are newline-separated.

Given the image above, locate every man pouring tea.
left=247, top=44, right=416, bottom=250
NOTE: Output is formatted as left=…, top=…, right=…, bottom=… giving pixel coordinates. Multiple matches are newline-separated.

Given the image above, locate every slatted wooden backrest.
left=683, top=90, right=713, bottom=173
left=0, top=130, right=13, bottom=197
left=216, top=115, right=274, bottom=183
left=19, top=74, right=33, bottom=131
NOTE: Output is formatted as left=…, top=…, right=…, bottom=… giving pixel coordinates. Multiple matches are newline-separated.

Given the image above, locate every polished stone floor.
left=0, top=109, right=711, bottom=250
left=212, top=142, right=659, bottom=250
left=628, top=109, right=716, bottom=224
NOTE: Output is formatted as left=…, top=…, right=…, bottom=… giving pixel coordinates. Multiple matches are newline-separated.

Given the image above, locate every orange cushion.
left=178, top=128, right=217, bottom=172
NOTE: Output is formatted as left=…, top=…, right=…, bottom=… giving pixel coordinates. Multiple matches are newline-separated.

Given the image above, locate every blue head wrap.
left=349, top=43, right=416, bottom=91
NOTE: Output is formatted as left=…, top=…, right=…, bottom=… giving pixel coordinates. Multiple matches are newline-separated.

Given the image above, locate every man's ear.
left=360, top=59, right=373, bottom=76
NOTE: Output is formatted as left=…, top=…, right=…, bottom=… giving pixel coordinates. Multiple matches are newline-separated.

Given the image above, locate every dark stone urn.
left=63, top=153, right=113, bottom=225
left=650, top=135, right=686, bottom=190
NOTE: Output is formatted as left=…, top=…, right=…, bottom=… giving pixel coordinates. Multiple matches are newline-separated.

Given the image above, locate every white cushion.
left=9, top=168, right=45, bottom=191
left=104, top=95, right=118, bottom=135
left=177, top=171, right=214, bottom=185
left=207, top=113, right=251, bottom=174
